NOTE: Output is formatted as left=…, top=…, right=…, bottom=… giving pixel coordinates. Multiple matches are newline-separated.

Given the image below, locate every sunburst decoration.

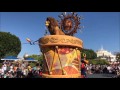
left=58, top=12, right=83, bottom=36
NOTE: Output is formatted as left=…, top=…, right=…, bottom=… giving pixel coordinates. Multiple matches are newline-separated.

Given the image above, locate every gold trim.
left=42, top=73, right=81, bottom=78
left=39, top=35, right=83, bottom=48
left=83, top=53, right=86, bottom=57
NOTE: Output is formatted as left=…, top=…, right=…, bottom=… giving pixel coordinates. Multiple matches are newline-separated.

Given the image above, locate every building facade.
left=96, top=46, right=116, bottom=62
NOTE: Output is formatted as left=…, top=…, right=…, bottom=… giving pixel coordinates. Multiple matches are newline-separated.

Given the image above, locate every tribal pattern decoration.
left=42, top=46, right=81, bottom=75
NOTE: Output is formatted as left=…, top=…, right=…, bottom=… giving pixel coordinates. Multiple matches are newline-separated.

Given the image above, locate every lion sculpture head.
left=45, top=17, right=65, bottom=35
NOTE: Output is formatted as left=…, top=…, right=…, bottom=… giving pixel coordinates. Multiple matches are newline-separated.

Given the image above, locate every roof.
left=23, top=58, right=38, bottom=61
left=1, top=56, right=19, bottom=61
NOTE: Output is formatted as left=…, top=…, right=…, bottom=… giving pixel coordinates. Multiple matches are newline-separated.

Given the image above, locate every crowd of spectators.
left=86, top=63, right=120, bottom=78
left=0, top=60, right=42, bottom=78
left=1, top=60, right=120, bottom=78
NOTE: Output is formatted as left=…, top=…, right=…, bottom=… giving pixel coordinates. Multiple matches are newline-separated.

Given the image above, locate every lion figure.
left=63, top=19, right=73, bottom=30
left=45, top=17, right=65, bottom=35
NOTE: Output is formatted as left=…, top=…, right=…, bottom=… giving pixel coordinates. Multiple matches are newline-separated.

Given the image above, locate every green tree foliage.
left=89, top=59, right=109, bottom=65
left=0, top=32, right=21, bottom=59
left=81, top=48, right=97, bottom=59
left=28, top=54, right=43, bottom=65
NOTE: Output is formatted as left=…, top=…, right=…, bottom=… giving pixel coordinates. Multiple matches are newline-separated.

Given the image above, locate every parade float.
left=39, top=12, right=83, bottom=78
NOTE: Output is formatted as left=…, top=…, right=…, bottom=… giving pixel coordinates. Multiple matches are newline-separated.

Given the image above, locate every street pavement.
left=87, top=74, right=116, bottom=78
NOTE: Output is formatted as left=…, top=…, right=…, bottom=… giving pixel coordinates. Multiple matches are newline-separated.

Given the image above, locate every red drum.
left=39, top=35, right=83, bottom=78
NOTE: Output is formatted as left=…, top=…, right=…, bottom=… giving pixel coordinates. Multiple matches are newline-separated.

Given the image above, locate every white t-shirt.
left=10, top=66, right=13, bottom=72
left=3, top=65, right=7, bottom=71
left=1, top=68, right=4, bottom=75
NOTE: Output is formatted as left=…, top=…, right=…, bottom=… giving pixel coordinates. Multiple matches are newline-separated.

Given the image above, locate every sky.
left=0, top=12, right=120, bottom=57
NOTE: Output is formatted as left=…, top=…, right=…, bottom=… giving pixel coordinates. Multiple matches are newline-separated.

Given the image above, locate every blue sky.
left=0, top=12, right=120, bottom=57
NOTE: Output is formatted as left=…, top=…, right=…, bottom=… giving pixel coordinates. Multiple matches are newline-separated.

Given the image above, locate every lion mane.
left=46, top=17, right=65, bottom=35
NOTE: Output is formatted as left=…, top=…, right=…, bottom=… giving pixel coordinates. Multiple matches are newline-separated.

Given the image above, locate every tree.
left=0, top=32, right=21, bottom=59
left=81, top=48, right=97, bottom=59
left=28, top=54, right=43, bottom=65
left=89, top=59, right=109, bottom=65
